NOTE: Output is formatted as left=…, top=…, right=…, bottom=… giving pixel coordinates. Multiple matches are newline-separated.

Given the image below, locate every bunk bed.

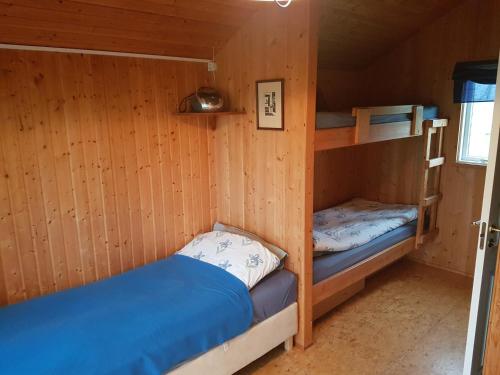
left=312, top=115, right=448, bottom=320
left=315, top=105, right=440, bottom=151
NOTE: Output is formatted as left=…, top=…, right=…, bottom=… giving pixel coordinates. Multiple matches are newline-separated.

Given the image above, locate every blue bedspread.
left=0, top=255, right=253, bottom=375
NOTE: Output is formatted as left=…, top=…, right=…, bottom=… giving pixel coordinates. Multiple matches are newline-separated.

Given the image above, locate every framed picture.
left=256, top=79, right=284, bottom=130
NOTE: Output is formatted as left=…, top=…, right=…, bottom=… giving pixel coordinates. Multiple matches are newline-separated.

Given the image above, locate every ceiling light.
left=254, top=0, right=293, bottom=8
left=275, top=0, right=292, bottom=7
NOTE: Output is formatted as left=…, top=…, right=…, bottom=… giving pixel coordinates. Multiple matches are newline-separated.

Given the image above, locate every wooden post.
left=353, top=108, right=371, bottom=144
left=411, top=105, right=424, bottom=135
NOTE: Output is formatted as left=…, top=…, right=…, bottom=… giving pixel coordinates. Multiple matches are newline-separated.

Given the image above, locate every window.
left=457, top=102, right=495, bottom=166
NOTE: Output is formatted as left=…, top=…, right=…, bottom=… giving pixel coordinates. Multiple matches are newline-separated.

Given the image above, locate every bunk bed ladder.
left=416, top=119, right=448, bottom=248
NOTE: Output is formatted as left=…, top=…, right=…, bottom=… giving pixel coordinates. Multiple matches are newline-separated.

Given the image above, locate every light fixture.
left=275, top=0, right=292, bottom=7
left=254, top=0, right=293, bottom=8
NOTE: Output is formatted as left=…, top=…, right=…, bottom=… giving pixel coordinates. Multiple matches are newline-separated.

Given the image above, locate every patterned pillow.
left=212, top=222, right=288, bottom=269
left=177, top=231, right=280, bottom=289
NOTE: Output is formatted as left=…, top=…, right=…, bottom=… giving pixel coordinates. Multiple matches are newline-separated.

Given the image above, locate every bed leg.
left=284, top=336, right=293, bottom=352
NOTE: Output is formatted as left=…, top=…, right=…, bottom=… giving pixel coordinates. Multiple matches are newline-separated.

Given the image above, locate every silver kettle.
left=180, top=87, right=224, bottom=113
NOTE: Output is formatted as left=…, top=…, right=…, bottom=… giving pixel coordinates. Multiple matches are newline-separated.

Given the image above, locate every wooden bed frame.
left=315, top=105, right=424, bottom=151
left=313, top=237, right=415, bottom=319
left=312, top=117, right=448, bottom=320
left=171, top=303, right=297, bottom=374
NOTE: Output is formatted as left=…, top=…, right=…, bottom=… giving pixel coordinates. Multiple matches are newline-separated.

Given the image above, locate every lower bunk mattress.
left=0, top=254, right=296, bottom=375
left=313, top=220, right=417, bottom=284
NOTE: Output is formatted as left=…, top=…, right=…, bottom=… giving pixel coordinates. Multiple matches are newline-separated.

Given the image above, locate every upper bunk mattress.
left=313, top=220, right=417, bottom=284
left=316, top=105, right=439, bottom=129
left=313, top=198, right=418, bottom=253
left=0, top=255, right=253, bottom=375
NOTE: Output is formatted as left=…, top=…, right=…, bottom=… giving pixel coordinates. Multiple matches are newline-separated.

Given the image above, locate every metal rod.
left=0, top=43, right=211, bottom=64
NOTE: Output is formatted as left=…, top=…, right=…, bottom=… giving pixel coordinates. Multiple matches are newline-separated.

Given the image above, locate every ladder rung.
left=422, top=193, right=442, bottom=207
left=426, top=157, right=445, bottom=168
left=424, top=119, right=448, bottom=128
left=418, top=229, right=439, bottom=245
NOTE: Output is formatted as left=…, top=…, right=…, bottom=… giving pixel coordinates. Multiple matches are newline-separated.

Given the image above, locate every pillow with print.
left=212, top=222, right=287, bottom=269
left=177, top=231, right=280, bottom=289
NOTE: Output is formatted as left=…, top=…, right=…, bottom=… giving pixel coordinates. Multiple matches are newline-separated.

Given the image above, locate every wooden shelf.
left=174, top=111, right=246, bottom=117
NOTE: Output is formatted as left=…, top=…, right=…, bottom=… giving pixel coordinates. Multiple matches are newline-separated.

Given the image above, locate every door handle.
left=490, top=225, right=500, bottom=233
left=472, top=220, right=500, bottom=248
left=472, top=221, right=500, bottom=234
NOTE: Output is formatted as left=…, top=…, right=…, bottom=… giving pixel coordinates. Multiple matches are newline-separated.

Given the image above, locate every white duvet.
left=313, top=198, right=418, bottom=253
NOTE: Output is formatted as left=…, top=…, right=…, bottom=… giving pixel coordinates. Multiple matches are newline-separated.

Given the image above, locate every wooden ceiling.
left=1, top=1, right=465, bottom=68
left=0, top=0, right=261, bottom=59
left=319, top=0, right=464, bottom=70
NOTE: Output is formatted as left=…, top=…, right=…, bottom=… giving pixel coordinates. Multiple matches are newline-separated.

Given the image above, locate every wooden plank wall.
left=313, top=138, right=421, bottom=212
left=314, top=0, right=499, bottom=276
left=314, top=147, right=360, bottom=211
left=316, top=69, right=365, bottom=112
left=214, top=1, right=317, bottom=348
left=355, top=137, right=423, bottom=206
left=0, top=50, right=216, bottom=306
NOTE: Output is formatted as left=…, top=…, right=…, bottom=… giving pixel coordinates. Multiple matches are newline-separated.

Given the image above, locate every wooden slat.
left=368, top=121, right=415, bottom=143
left=315, top=105, right=424, bottom=151
left=422, top=192, right=442, bottom=207
left=0, top=49, right=215, bottom=306
left=426, top=156, right=445, bottom=168
left=423, top=119, right=448, bottom=128
left=314, top=120, right=420, bottom=151
left=353, top=104, right=416, bottom=116
left=314, top=127, right=355, bottom=151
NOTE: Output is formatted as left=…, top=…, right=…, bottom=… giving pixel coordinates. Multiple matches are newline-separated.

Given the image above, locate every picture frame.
left=256, top=79, right=285, bottom=130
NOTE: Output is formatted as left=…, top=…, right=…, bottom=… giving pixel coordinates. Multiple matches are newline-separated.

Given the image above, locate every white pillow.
left=212, top=222, right=288, bottom=269
left=177, top=231, right=280, bottom=289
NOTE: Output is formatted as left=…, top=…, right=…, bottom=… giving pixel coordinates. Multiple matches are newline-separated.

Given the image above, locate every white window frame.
left=457, top=102, right=491, bottom=166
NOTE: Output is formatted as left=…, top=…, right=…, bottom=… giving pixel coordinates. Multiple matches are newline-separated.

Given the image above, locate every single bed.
left=311, top=199, right=419, bottom=319
left=172, top=269, right=297, bottom=375
left=0, top=229, right=297, bottom=375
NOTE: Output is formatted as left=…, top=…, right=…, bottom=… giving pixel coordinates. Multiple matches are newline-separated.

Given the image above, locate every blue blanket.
left=0, top=255, right=253, bottom=375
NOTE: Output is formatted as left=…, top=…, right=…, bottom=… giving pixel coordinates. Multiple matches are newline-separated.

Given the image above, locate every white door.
left=464, top=53, right=500, bottom=375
